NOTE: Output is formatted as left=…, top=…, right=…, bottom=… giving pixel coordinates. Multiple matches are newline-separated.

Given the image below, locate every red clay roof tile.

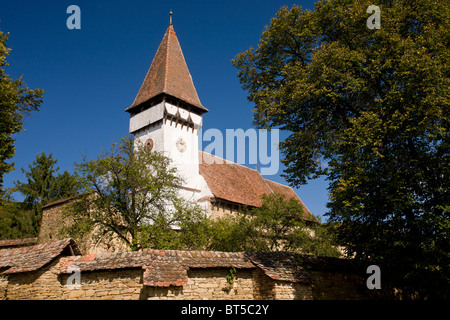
left=127, top=25, right=207, bottom=114
left=0, top=237, right=38, bottom=249
left=199, top=152, right=315, bottom=221
left=245, top=252, right=312, bottom=284
left=143, top=260, right=188, bottom=287
left=0, top=238, right=80, bottom=274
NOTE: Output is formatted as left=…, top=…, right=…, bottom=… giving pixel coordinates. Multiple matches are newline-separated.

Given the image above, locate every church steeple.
left=127, top=20, right=206, bottom=193
left=126, top=23, right=208, bottom=114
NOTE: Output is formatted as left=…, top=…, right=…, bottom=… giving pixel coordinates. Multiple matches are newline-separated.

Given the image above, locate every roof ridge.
left=263, top=179, right=315, bottom=220
left=263, top=178, right=275, bottom=195
left=1, top=238, right=81, bottom=275
left=263, top=177, right=293, bottom=190
left=0, top=237, right=38, bottom=248
left=163, top=25, right=172, bottom=93
left=199, top=151, right=315, bottom=219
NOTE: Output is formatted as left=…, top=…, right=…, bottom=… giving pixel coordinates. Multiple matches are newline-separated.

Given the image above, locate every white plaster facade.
left=130, top=101, right=213, bottom=215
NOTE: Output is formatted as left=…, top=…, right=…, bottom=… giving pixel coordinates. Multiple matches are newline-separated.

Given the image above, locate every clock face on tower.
left=176, top=138, right=187, bottom=153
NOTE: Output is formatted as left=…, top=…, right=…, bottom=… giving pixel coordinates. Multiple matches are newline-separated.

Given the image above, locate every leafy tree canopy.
left=62, top=137, right=338, bottom=256
left=233, top=0, right=449, bottom=298
left=208, top=193, right=341, bottom=258
left=0, top=31, right=43, bottom=200
left=63, top=137, right=209, bottom=251
left=0, top=201, right=35, bottom=239
left=14, top=152, right=79, bottom=233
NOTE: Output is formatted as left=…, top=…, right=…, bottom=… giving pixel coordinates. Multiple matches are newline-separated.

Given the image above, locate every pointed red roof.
left=126, top=25, right=208, bottom=113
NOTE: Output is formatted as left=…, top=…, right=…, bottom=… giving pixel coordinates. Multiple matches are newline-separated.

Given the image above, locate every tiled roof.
left=0, top=237, right=38, bottom=249
left=143, top=260, right=188, bottom=287
left=60, top=249, right=254, bottom=274
left=42, top=193, right=88, bottom=209
left=245, top=252, right=312, bottom=284
left=177, top=250, right=254, bottom=269
left=244, top=252, right=358, bottom=283
left=59, top=248, right=255, bottom=288
left=199, top=152, right=269, bottom=207
left=263, top=180, right=315, bottom=221
left=0, top=238, right=81, bottom=274
left=58, top=248, right=324, bottom=286
left=58, top=248, right=343, bottom=286
left=199, top=152, right=315, bottom=221
left=127, top=25, right=207, bottom=114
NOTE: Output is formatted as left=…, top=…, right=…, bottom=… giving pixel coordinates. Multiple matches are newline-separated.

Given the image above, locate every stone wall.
left=5, top=258, right=64, bottom=300
left=38, top=202, right=66, bottom=244
left=209, top=199, right=239, bottom=220
left=39, top=199, right=128, bottom=254
left=2, top=256, right=371, bottom=300
left=0, top=274, right=7, bottom=299
left=39, top=194, right=240, bottom=243
left=1, top=237, right=379, bottom=300
left=310, top=271, right=367, bottom=300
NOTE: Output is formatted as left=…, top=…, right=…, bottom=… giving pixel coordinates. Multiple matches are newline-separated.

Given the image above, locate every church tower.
left=125, top=20, right=209, bottom=200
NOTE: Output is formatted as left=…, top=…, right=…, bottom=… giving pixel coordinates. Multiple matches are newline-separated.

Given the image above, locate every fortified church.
left=125, top=20, right=313, bottom=221
left=35, top=19, right=314, bottom=252
left=0, top=18, right=377, bottom=302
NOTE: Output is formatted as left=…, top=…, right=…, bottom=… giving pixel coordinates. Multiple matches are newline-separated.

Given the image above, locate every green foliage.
left=62, top=138, right=339, bottom=255
left=64, top=137, right=209, bottom=251
left=222, top=267, right=237, bottom=293
left=233, top=0, right=449, bottom=297
left=15, top=152, right=58, bottom=207
left=226, top=267, right=237, bottom=285
left=246, top=193, right=314, bottom=252
left=54, top=170, right=80, bottom=200
left=0, top=31, right=43, bottom=199
left=0, top=201, right=35, bottom=239
left=14, top=152, right=79, bottom=233
left=208, top=193, right=341, bottom=257
left=206, top=212, right=264, bottom=252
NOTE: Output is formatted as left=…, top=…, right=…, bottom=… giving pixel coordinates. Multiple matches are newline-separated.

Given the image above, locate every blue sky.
left=1, top=0, right=331, bottom=220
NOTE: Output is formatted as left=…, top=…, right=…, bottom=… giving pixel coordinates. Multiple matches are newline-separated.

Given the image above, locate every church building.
left=38, top=20, right=314, bottom=253
left=125, top=21, right=313, bottom=221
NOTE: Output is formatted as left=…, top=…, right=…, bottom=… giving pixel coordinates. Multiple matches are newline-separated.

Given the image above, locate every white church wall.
left=129, top=102, right=165, bottom=133
left=131, top=101, right=214, bottom=217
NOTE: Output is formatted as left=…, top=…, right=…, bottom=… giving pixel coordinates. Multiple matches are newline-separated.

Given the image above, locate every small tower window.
left=145, top=138, right=154, bottom=152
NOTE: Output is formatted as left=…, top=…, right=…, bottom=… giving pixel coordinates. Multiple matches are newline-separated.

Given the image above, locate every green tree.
left=245, top=193, right=315, bottom=252
left=64, top=137, right=209, bottom=251
left=0, top=31, right=44, bottom=200
left=206, top=213, right=263, bottom=252
left=54, top=170, right=80, bottom=200
left=233, top=1, right=449, bottom=298
left=0, top=201, right=35, bottom=239
left=14, top=152, right=79, bottom=232
left=208, top=193, right=341, bottom=257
